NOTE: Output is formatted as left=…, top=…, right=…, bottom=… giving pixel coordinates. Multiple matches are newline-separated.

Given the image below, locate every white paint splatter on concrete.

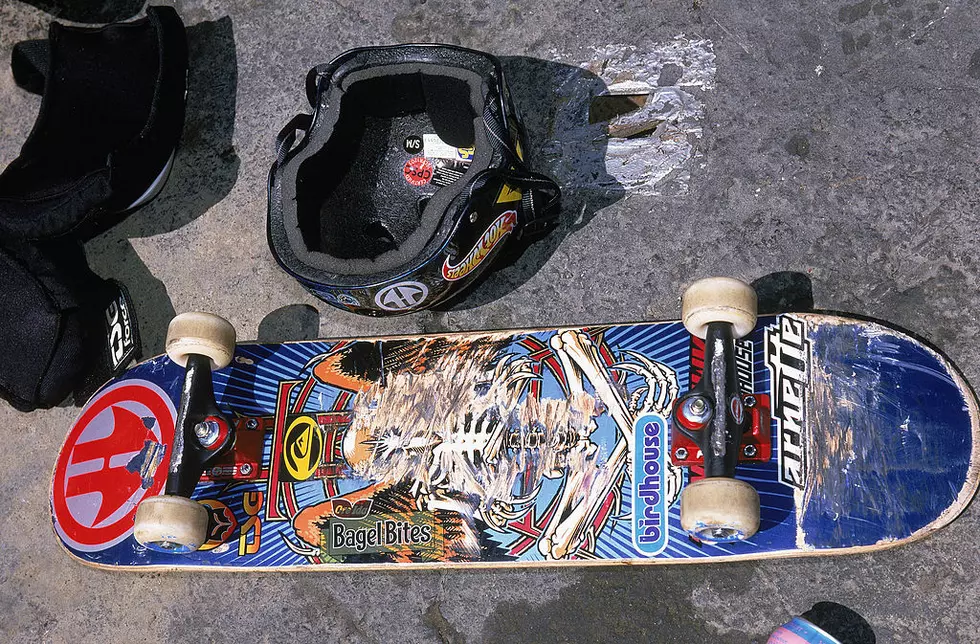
left=543, top=37, right=716, bottom=196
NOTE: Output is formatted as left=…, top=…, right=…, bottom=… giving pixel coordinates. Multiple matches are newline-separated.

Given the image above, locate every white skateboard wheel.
left=166, top=312, right=236, bottom=369
left=134, top=495, right=209, bottom=553
left=680, top=477, right=760, bottom=543
left=681, top=277, right=758, bottom=339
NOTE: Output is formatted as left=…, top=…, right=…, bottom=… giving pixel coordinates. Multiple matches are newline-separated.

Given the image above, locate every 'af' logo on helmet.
left=52, top=380, right=176, bottom=552
left=375, top=281, right=429, bottom=311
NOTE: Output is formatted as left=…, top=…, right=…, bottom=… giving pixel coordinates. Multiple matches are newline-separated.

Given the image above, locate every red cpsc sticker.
left=403, top=156, right=434, bottom=186
left=52, top=380, right=176, bottom=552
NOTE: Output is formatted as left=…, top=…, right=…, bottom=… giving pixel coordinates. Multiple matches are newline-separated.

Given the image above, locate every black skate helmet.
left=267, top=44, right=560, bottom=316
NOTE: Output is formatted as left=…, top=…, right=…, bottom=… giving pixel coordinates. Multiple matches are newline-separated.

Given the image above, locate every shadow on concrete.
left=439, top=56, right=626, bottom=312
left=17, top=0, right=145, bottom=23
left=752, top=271, right=815, bottom=315
left=87, top=16, right=240, bottom=356
left=258, top=305, right=321, bottom=343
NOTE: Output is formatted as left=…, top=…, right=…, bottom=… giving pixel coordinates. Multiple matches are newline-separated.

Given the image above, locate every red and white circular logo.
left=52, top=380, right=176, bottom=552
left=403, top=156, right=434, bottom=186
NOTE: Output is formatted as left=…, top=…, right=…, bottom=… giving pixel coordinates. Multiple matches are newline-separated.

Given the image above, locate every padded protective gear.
left=0, top=6, right=187, bottom=241
left=0, top=7, right=186, bottom=411
left=0, top=240, right=138, bottom=411
left=269, top=44, right=560, bottom=316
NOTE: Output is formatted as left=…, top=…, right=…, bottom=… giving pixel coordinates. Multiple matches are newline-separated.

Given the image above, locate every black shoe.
left=0, top=6, right=188, bottom=242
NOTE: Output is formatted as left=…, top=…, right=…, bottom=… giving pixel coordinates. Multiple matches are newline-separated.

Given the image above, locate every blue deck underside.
left=802, top=318, right=974, bottom=549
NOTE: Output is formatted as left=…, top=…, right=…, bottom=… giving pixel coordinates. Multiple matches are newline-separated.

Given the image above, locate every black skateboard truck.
left=133, top=312, right=237, bottom=553
left=671, top=278, right=761, bottom=543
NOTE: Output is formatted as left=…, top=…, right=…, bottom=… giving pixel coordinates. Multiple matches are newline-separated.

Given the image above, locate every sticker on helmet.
left=403, top=135, right=423, bottom=154
left=422, top=134, right=471, bottom=161
left=442, top=210, right=518, bottom=281
left=403, top=157, right=434, bottom=186
left=375, top=281, right=429, bottom=311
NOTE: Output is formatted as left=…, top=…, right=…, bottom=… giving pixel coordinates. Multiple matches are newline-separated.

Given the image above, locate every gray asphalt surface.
left=2, top=0, right=979, bottom=641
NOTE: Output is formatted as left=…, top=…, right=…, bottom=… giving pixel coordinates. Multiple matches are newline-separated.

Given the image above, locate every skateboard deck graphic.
left=51, top=313, right=980, bottom=570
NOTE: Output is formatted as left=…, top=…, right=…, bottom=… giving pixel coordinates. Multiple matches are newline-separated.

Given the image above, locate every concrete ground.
left=2, top=0, right=979, bottom=641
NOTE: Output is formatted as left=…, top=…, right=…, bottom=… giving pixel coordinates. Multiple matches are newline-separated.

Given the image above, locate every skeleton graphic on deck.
left=291, top=329, right=684, bottom=561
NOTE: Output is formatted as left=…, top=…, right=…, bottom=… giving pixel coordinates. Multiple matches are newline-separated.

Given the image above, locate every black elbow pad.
left=0, top=241, right=138, bottom=412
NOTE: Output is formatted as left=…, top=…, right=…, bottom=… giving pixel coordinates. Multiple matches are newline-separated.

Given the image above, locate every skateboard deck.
left=51, top=313, right=980, bottom=570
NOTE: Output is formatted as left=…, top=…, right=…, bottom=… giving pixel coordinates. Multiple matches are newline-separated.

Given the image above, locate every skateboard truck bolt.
left=681, top=395, right=711, bottom=424
left=743, top=444, right=757, bottom=458
left=245, top=418, right=259, bottom=431
left=194, top=419, right=222, bottom=447
left=674, top=393, right=713, bottom=432
left=675, top=447, right=689, bottom=460
left=743, top=395, right=756, bottom=408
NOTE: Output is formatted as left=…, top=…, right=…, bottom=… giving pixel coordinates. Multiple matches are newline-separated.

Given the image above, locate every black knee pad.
left=0, top=241, right=139, bottom=411
left=0, top=6, right=187, bottom=241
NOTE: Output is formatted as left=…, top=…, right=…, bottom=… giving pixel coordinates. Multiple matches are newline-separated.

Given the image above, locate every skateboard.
left=51, top=278, right=980, bottom=570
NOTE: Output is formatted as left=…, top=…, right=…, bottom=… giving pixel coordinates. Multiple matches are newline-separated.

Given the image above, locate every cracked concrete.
left=2, top=0, right=980, bottom=641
